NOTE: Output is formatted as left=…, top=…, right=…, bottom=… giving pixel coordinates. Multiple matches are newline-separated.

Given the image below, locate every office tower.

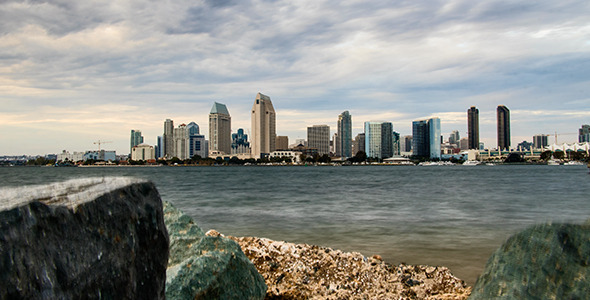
left=130, top=130, right=143, bottom=154
left=352, top=133, right=365, bottom=155
left=337, top=111, right=352, bottom=158
left=251, top=93, right=276, bottom=158
left=173, top=124, right=190, bottom=160
left=232, top=128, right=251, bottom=155
left=412, top=117, right=441, bottom=159
left=276, top=136, right=289, bottom=150
left=533, top=135, right=548, bottom=149
left=467, top=106, right=479, bottom=149
left=579, top=125, right=590, bottom=143
left=307, top=125, right=330, bottom=155
left=393, top=131, right=400, bottom=156
left=403, top=135, right=413, bottom=152
left=187, top=122, right=207, bottom=158
left=497, top=105, right=511, bottom=150
left=332, top=133, right=338, bottom=155
left=163, top=119, right=174, bottom=158
left=209, top=102, right=232, bottom=155
left=157, top=136, right=163, bottom=158
left=364, top=122, right=394, bottom=159
left=448, top=130, right=460, bottom=145
left=459, top=138, right=469, bottom=150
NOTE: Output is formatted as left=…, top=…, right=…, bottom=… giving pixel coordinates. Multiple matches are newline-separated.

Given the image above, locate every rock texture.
left=469, top=223, right=590, bottom=299
left=213, top=232, right=471, bottom=299
left=0, top=177, right=169, bottom=299
left=164, top=202, right=267, bottom=299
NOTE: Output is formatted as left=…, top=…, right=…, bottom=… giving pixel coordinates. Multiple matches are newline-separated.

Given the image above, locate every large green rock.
left=470, top=222, right=590, bottom=299
left=164, top=201, right=267, bottom=299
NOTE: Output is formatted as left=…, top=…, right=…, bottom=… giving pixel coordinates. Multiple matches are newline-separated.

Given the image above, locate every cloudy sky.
left=1, top=0, right=589, bottom=155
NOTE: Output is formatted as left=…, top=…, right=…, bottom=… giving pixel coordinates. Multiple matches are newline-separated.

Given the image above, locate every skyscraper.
left=187, top=122, right=207, bottom=158
left=364, top=121, right=394, bottom=159
left=352, top=133, right=365, bottom=155
left=209, top=102, right=231, bottom=155
left=448, top=130, right=460, bottom=145
left=232, top=128, right=251, bottom=155
left=275, top=136, right=289, bottom=150
left=497, top=105, right=511, bottom=150
left=579, top=125, right=590, bottom=143
left=130, top=130, right=143, bottom=154
left=412, top=117, right=441, bottom=159
left=467, top=106, right=479, bottom=149
left=251, top=93, right=276, bottom=158
left=533, top=134, right=548, bottom=149
left=163, top=119, right=174, bottom=159
left=403, top=135, right=413, bottom=152
left=173, top=124, right=190, bottom=160
left=307, top=125, right=330, bottom=155
left=336, top=111, right=352, bottom=158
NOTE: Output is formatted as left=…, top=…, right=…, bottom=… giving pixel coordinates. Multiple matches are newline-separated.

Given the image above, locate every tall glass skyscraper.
left=497, top=105, right=511, bottom=150
left=231, top=128, right=251, bottom=154
left=579, top=124, right=590, bottom=143
left=337, top=111, right=352, bottom=158
left=412, top=117, right=441, bottom=159
left=130, top=130, right=143, bottom=154
left=467, top=106, right=479, bottom=150
left=364, top=121, right=393, bottom=159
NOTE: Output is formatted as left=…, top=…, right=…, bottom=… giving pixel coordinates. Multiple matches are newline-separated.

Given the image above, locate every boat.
left=564, top=161, right=584, bottom=166
left=462, top=160, right=481, bottom=166
left=547, top=159, right=561, bottom=166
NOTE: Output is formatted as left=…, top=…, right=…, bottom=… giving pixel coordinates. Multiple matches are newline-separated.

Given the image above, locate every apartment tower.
left=251, top=93, right=276, bottom=158
left=209, top=102, right=232, bottom=155
left=337, top=111, right=352, bottom=157
left=467, top=106, right=479, bottom=149
left=163, top=119, right=174, bottom=159
left=412, top=117, right=441, bottom=159
left=497, top=105, right=511, bottom=150
left=364, top=121, right=394, bottom=159
left=307, top=125, right=330, bottom=155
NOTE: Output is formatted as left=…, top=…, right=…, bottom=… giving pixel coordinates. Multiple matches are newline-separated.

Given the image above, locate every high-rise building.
left=352, top=133, right=365, bottom=155
left=130, top=130, right=143, bottom=154
left=497, top=105, right=511, bottom=150
left=448, top=130, right=460, bottom=145
left=403, top=135, right=413, bottom=152
left=187, top=122, right=207, bottom=158
left=157, top=136, right=163, bottom=159
left=364, top=121, right=394, bottom=159
left=459, top=138, right=469, bottom=150
left=412, top=118, right=441, bottom=159
left=337, top=111, right=352, bottom=158
left=332, top=133, right=338, bottom=155
left=533, top=134, right=548, bottom=149
left=232, top=128, right=251, bottom=155
left=467, top=106, right=479, bottom=149
left=307, top=125, right=330, bottom=155
left=163, top=119, right=174, bottom=159
left=276, top=136, right=289, bottom=150
left=579, top=125, right=590, bottom=143
left=393, top=131, right=400, bottom=156
left=173, top=124, right=190, bottom=160
left=251, top=93, right=276, bottom=158
left=209, top=102, right=231, bottom=155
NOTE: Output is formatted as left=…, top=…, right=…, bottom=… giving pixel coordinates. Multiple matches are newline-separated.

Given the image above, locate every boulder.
left=164, top=201, right=267, bottom=299
left=0, top=177, right=169, bottom=299
left=469, top=223, right=590, bottom=299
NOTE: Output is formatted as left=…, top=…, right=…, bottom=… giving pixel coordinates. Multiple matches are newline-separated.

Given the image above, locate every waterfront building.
left=209, top=102, right=231, bottom=155
left=579, top=125, right=590, bottom=143
left=130, top=130, right=144, bottom=154
left=276, top=136, right=289, bottom=150
left=163, top=119, right=175, bottom=159
left=307, top=125, right=330, bottom=155
left=533, top=134, right=548, bottom=149
left=337, top=111, right=352, bottom=157
left=232, top=128, right=251, bottom=155
left=364, top=121, right=394, bottom=159
left=173, top=124, right=190, bottom=160
left=352, top=133, right=365, bottom=155
left=412, top=118, right=441, bottom=159
left=403, top=135, right=413, bottom=152
left=497, top=105, right=511, bottom=150
left=57, top=150, right=85, bottom=162
left=393, top=131, right=400, bottom=156
left=186, top=122, right=207, bottom=158
left=84, top=150, right=116, bottom=161
left=251, top=93, right=276, bottom=158
left=131, top=144, right=155, bottom=161
left=467, top=106, right=479, bottom=149
left=269, top=150, right=301, bottom=163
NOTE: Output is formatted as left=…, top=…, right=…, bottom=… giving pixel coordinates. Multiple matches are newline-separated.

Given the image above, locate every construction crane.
left=542, top=132, right=578, bottom=144
left=94, top=140, right=113, bottom=151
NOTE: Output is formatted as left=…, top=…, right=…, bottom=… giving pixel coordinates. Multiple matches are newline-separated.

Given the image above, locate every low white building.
left=57, top=150, right=85, bottom=162
left=131, top=144, right=155, bottom=161
left=269, top=151, right=301, bottom=163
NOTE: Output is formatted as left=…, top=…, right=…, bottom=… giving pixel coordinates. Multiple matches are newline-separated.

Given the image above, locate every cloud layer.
left=1, top=0, right=589, bottom=154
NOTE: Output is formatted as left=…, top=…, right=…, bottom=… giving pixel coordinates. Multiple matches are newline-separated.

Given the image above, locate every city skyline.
left=1, top=1, right=589, bottom=155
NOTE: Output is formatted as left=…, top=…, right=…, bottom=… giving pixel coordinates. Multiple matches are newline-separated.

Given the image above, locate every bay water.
left=1, top=164, right=589, bottom=285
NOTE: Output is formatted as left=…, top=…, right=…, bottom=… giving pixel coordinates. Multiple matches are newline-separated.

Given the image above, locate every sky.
left=1, top=0, right=589, bottom=155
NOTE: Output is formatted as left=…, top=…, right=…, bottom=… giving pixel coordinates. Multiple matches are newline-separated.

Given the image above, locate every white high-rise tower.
left=251, top=93, right=276, bottom=159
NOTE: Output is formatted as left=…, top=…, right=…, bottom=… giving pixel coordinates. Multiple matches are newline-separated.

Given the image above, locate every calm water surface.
left=1, top=164, right=589, bottom=285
